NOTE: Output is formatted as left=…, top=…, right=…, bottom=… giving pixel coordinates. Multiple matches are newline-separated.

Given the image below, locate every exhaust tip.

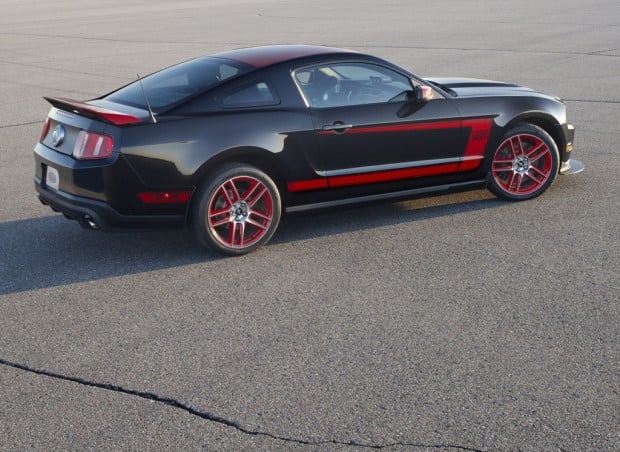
left=83, top=214, right=100, bottom=230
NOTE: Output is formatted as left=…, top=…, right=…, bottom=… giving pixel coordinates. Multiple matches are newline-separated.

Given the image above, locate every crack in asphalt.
left=563, top=98, right=620, bottom=104
left=1, top=31, right=619, bottom=59
left=0, top=120, right=42, bottom=129
left=0, top=58, right=129, bottom=81
left=0, top=357, right=484, bottom=451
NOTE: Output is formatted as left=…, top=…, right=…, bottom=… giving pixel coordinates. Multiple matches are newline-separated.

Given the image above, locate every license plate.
left=46, top=166, right=59, bottom=190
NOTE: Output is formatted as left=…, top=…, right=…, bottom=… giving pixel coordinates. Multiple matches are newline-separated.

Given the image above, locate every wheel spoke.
left=528, top=144, right=550, bottom=164
left=525, top=140, right=543, bottom=157
left=502, top=171, right=516, bottom=190
left=219, top=184, right=234, bottom=206
left=247, top=186, right=268, bottom=207
left=528, top=165, right=548, bottom=182
left=493, top=160, right=513, bottom=171
left=515, top=135, right=525, bottom=155
left=241, top=179, right=261, bottom=202
left=226, top=222, right=236, bottom=246
left=246, top=217, right=268, bottom=230
left=523, top=172, right=543, bottom=187
left=514, top=173, right=524, bottom=192
left=507, top=138, right=517, bottom=158
left=210, top=215, right=231, bottom=228
left=225, top=180, right=240, bottom=203
left=209, top=206, right=229, bottom=218
left=250, top=209, right=272, bottom=222
left=508, top=136, right=524, bottom=157
left=237, top=222, right=245, bottom=247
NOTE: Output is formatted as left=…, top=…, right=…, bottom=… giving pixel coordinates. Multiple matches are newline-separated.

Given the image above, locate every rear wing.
left=44, top=97, right=142, bottom=126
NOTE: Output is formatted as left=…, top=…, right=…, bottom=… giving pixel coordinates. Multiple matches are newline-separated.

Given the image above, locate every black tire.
left=487, top=123, right=559, bottom=201
left=193, top=164, right=281, bottom=256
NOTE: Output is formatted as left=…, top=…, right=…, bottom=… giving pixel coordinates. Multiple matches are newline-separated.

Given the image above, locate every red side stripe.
left=459, top=118, right=492, bottom=171
left=328, top=163, right=459, bottom=188
left=287, top=178, right=329, bottom=192
left=318, top=120, right=461, bottom=135
left=289, top=117, right=494, bottom=192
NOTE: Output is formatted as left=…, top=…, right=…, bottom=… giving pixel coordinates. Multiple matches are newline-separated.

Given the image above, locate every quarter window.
left=219, top=81, right=279, bottom=108
left=294, top=62, right=413, bottom=108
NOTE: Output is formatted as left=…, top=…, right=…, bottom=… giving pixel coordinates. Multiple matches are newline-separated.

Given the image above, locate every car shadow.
left=0, top=190, right=503, bottom=295
left=275, top=190, right=502, bottom=244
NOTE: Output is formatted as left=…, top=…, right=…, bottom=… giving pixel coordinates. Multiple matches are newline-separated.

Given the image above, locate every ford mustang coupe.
left=34, top=45, right=583, bottom=255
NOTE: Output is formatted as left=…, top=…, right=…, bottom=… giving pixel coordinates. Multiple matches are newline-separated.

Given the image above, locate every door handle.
left=322, top=123, right=353, bottom=132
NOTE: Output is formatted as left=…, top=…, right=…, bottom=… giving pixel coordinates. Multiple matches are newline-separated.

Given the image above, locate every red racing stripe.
left=319, top=120, right=461, bottom=135
left=328, top=163, right=459, bottom=188
left=287, top=178, right=329, bottom=192
left=459, top=118, right=493, bottom=171
left=289, top=117, right=494, bottom=192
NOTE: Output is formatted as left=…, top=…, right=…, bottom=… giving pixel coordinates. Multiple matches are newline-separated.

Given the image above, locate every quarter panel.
left=119, top=109, right=317, bottom=187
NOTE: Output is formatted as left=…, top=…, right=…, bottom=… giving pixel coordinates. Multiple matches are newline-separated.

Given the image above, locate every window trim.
left=291, top=60, right=425, bottom=109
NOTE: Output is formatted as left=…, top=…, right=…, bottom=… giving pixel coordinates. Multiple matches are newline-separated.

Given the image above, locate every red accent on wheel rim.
left=492, top=133, right=552, bottom=196
left=207, top=176, right=274, bottom=249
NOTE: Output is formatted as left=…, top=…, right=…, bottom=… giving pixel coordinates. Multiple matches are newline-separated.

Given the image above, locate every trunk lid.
left=41, top=97, right=150, bottom=156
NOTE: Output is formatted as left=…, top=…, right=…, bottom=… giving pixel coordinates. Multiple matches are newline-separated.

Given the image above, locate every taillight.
left=73, top=130, right=114, bottom=160
left=40, top=117, right=51, bottom=142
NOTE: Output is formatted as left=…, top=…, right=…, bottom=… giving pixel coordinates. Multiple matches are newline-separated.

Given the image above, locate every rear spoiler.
left=44, top=97, right=142, bottom=126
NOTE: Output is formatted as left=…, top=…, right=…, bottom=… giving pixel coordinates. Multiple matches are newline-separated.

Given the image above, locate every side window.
left=294, top=62, right=413, bottom=108
left=219, top=81, right=280, bottom=108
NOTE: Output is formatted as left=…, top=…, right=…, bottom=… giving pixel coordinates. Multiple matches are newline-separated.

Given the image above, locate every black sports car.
left=34, top=45, right=583, bottom=255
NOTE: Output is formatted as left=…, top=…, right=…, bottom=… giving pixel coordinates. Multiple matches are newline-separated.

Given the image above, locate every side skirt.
left=285, top=179, right=487, bottom=213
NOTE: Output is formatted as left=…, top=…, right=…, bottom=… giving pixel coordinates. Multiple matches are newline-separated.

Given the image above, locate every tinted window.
left=294, top=62, right=413, bottom=108
left=219, top=81, right=279, bottom=108
left=105, top=57, right=253, bottom=112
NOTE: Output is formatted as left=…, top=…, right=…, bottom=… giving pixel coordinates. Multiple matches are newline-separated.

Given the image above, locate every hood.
left=426, top=77, right=549, bottom=99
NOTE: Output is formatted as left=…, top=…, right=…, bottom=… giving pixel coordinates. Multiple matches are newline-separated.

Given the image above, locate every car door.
left=293, top=62, right=472, bottom=189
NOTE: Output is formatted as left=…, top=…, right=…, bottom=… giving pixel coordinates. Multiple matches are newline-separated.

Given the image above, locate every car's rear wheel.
left=488, top=123, right=559, bottom=201
left=194, top=164, right=281, bottom=255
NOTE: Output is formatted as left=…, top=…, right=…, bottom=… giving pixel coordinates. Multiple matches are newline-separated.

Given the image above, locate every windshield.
left=104, top=57, right=253, bottom=113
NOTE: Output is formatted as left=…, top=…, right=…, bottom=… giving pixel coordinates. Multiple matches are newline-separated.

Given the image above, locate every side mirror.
left=415, top=85, right=434, bottom=102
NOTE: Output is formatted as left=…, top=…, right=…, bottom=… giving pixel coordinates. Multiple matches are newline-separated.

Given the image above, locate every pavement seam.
left=0, top=357, right=485, bottom=451
left=1, top=31, right=619, bottom=59
left=0, top=120, right=42, bottom=129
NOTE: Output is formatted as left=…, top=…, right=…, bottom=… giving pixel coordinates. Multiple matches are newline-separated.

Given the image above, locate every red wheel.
left=488, top=124, right=559, bottom=200
left=194, top=164, right=281, bottom=255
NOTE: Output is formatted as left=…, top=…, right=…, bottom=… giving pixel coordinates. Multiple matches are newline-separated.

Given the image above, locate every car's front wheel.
left=193, top=164, right=281, bottom=255
left=488, top=123, right=560, bottom=201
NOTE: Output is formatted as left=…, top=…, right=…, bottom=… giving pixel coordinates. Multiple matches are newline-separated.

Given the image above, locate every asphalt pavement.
left=0, top=1, right=618, bottom=450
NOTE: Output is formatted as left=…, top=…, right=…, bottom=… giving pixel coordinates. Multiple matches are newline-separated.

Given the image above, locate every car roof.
left=211, top=45, right=360, bottom=68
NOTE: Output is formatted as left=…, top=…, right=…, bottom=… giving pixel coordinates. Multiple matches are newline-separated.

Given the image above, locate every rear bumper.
left=35, top=180, right=185, bottom=231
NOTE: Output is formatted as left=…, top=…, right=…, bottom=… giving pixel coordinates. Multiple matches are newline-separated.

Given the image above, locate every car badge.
left=52, top=124, right=65, bottom=146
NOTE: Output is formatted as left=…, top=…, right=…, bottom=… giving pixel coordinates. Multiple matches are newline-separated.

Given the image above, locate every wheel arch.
left=503, top=113, right=565, bottom=166
left=188, top=147, right=288, bottom=218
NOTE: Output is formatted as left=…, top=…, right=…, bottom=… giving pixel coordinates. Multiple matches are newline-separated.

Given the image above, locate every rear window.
left=104, top=57, right=253, bottom=112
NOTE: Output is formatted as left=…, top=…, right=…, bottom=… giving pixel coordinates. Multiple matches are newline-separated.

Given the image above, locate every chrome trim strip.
left=290, top=70, right=311, bottom=108
left=285, top=179, right=486, bottom=213
left=322, top=123, right=353, bottom=131
left=315, top=156, right=483, bottom=177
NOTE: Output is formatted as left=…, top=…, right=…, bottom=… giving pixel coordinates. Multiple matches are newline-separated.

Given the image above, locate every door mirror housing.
left=414, top=85, right=434, bottom=102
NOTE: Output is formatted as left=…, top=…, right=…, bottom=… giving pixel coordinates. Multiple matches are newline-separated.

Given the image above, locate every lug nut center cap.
left=513, top=156, right=530, bottom=174
left=231, top=202, right=249, bottom=222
